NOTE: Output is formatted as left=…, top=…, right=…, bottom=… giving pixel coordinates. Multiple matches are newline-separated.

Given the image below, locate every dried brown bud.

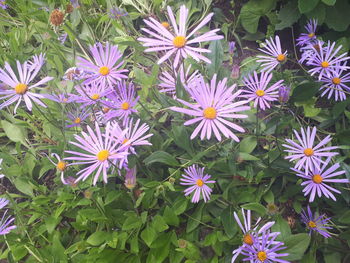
left=66, top=4, right=73, bottom=14
left=50, top=9, right=64, bottom=26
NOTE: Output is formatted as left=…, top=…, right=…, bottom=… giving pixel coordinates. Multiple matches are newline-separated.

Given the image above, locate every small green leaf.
left=322, top=0, right=336, bottom=5
left=241, top=203, right=267, bottom=216
left=141, top=226, right=157, bottom=247
left=239, top=136, right=257, bottom=154
left=144, top=151, right=179, bottom=166
left=284, top=234, right=311, bottom=260
left=1, top=120, right=27, bottom=146
left=291, top=82, right=320, bottom=102
left=151, top=215, right=169, bottom=232
left=298, top=0, right=319, bottom=13
left=221, top=206, right=237, bottom=238
left=163, top=206, right=179, bottom=226
left=186, top=203, right=204, bottom=233
left=276, top=1, right=301, bottom=30
left=13, top=178, right=34, bottom=196
left=206, top=40, right=223, bottom=77
left=87, top=231, right=110, bottom=246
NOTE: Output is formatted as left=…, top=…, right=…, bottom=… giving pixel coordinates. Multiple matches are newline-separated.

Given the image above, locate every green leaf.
left=298, top=0, right=319, bottom=13
left=172, top=198, right=188, bottom=215
left=271, top=215, right=291, bottom=242
left=237, top=152, right=260, bottom=161
left=144, top=151, right=179, bottom=166
left=13, top=177, right=34, bottom=196
left=87, top=231, right=110, bottom=246
left=239, top=136, right=257, bottom=154
left=325, top=0, right=350, bottom=31
left=338, top=210, right=350, bottom=223
left=163, top=206, right=179, bottom=226
left=186, top=203, right=204, bottom=233
left=151, top=215, right=169, bottom=232
left=241, top=203, right=267, bottom=216
left=284, top=234, right=311, bottom=260
left=11, top=245, right=28, bottom=261
left=276, top=1, right=301, bottom=30
left=1, top=120, right=27, bottom=146
left=45, top=216, right=61, bottom=234
left=290, top=82, right=319, bottom=102
left=306, top=3, right=326, bottom=24
left=322, top=0, right=336, bottom=5
left=206, top=40, right=223, bottom=77
left=221, top=206, right=237, bottom=238
left=122, top=213, right=142, bottom=230
left=141, top=226, right=157, bottom=247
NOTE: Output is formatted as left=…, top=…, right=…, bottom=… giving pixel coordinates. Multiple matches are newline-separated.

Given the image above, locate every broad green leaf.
left=13, top=177, right=34, bottom=196
left=163, top=206, right=179, bottom=226
left=271, top=215, right=291, bottom=242
left=298, top=0, right=319, bottom=13
left=206, top=40, right=223, bottom=77
left=322, top=0, right=336, bottom=5
left=237, top=152, right=260, bottom=161
left=239, top=136, right=257, bottom=154
left=1, top=120, right=27, bottom=146
left=284, top=234, right=311, bottom=260
left=151, top=215, right=169, bottom=232
left=87, top=231, right=110, bottom=246
left=141, top=226, right=157, bottom=247
left=306, top=3, right=326, bottom=24
left=241, top=203, right=267, bottom=216
left=325, top=0, right=350, bottom=31
left=276, top=1, right=301, bottom=30
left=221, top=206, right=237, bottom=238
left=144, top=151, right=179, bottom=166
left=186, top=203, right=204, bottom=233
left=45, top=216, right=61, bottom=234
left=291, top=82, right=319, bottom=102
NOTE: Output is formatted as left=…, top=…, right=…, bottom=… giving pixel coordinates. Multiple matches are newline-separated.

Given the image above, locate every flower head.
left=171, top=74, right=250, bottom=141
left=257, top=35, right=288, bottom=73
left=180, top=164, right=215, bottom=203
left=77, top=42, right=128, bottom=88
left=278, top=85, right=291, bottom=103
left=50, top=9, right=64, bottom=26
left=301, top=205, right=332, bottom=238
left=0, top=198, right=16, bottom=236
left=47, top=153, right=71, bottom=185
left=109, top=7, right=128, bottom=19
left=228, top=41, right=236, bottom=55
left=241, top=71, right=284, bottom=110
left=283, top=127, right=338, bottom=175
left=299, top=40, right=325, bottom=64
left=138, top=5, right=223, bottom=68
left=74, top=83, right=110, bottom=108
left=66, top=109, right=90, bottom=128
left=0, top=0, right=8, bottom=9
left=44, top=93, right=75, bottom=104
left=296, top=19, right=317, bottom=47
left=63, top=67, right=86, bottom=81
left=124, top=166, right=137, bottom=189
left=58, top=33, right=68, bottom=45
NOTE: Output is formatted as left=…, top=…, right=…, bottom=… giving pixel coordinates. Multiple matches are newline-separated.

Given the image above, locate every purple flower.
left=70, top=0, right=79, bottom=8
left=228, top=41, right=236, bottom=55
left=77, top=42, right=128, bottom=88
left=74, top=83, right=110, bottom=108
left=306, top=41, right=350, bottom=80
left=180, top=164, right=215, bottom=203
left=240, top=231, right=289, bottom=263
left=0, top=158, right=4, bottom=178
left=296, top=19, right=317, bottom=47
left=65, top=122, right=128, bottom=185
left=283, top=127, right=338, bottom=175
left=319, top=62, right=350, bottom=101
left=278, top=85, right=290, bottom=103
left=171, top=74, right=250, bottom=141
left=299, top=40, right=325, bottom=64
left=58, top=33, right=68, bottom=45
left=241, top=71, right=284, bottom=110
left=47, top=153, right=70, bottom=185
left=63, top=67, right=86, bottom=81
left=44, top=93, right=75, bottom=104
left=301, top=205, right=332, bottom=238
left=257, top=35, right=288, bottom=73
left=0, top=55, right=53, bottom=113
left=0, top=0, right=7, bottom=9
left=0, top=198, right=16, bottom=236
left=124, top=166, right=137, bottom=189
left=292, top=157, right=349, bottom=202
left=66, top=109, right=90, bottom=128
left=138, top=5, right=223, bottom=68
left=109, top=7, right=128, bottom=19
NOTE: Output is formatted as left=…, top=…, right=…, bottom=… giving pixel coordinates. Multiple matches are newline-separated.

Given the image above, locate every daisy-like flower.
left=0, top=198, right=16, bottom=235
left=278, top=85, right=291, bottom=103
left=138, top=5, right=223, bottom=67
left=77, top=42, right=128, bottom=88
left=74, top=83, right=110, bottom=108
left=0, top=56, right=53, bottom=113
left=63, top=67, right=86, bottom=81
left=232, top=209, right=275, bottom=263
left=240, top=231, right=289, bottom=263
left=0, top=0, right=7, bottom=9
left=65, top=122, right=128, bottom=185
left=292, top=157, right=349, bottom=202
left=296, top=19, right=317, bottom=47
left=283, top=127, right=338, bottom=175
left=66, top=109, right=90, bottom=128
left=0, top=158, right=5, bottom=178
left=109, top=7, right=128, bottom=20
left=257, top=35, right=288, bottom=73
left=299, top=40, right=325, bottom=64
left=306, top=41, right=350, bottom=80
left=180, top=164, right=215, bottom=203
left=241, top=71, right=284, bottom=110
left=44, top=93, right=75, bottom=104
left=300, top=205, right=332, bottom=238
left=47, top=153, right=70, bottom=185
left=170, top=74, right=250, bottom=141
left=319, top=62, right=350, bottom=101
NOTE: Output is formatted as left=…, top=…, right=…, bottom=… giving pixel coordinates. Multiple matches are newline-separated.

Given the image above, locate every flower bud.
left=278, top=85, right=290, bottom=103
left=231, top=64, right=240, bottom=80
left=84, top=189, right=93, bottom=199
left=124, top=167, right=137, bottom=190
left=228, top=41, right=236, bottom=55
left=50, top=9, right=64, bottom=26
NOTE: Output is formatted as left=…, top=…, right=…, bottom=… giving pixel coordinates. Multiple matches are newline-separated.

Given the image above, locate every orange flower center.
left=196, top=179, right=204, bottom=187
left=276, top=54, right=286, bottom=62
left=91, top=94, right=100, bottom=100
left=304, top=148, right=314, bottom=157
left=15, top=83, right=28, bottom=95
left=96, top=149, right=109, bottom=161
left=121, top=102, right=130, bottom=110
left=161, top=21, right=170, bottom=29
left=203, top=107, right=217, bottom=119
left=332, top=77, right=341, bottom=85
left=321, top=61, right=329, bottom=68
left=308, top=220, right=317, bottom=228
left=255, top=89, right=265, bottom=97
left=312, top=174, right=323, bottom=184
left=308, top=33, right=315, bottom=38
left=257, top=251, right=267, bottom=262
left=243, top=234, right=254, bottom=245
left=56, top=161, right=67, bottom=171
left=173, top=36, right=186, bottom=48
left=74, top=117, right=81, bottom=124
left=99, top=66, right=110, bottom=76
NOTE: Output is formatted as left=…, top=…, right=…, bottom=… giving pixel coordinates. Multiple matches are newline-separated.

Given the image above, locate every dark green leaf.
left=144, top=151, right=179, bottom=166
left=298, top=0, right=319, bottom=13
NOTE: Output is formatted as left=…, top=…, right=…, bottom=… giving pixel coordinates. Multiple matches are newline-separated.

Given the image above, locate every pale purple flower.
left=229, top=41, right=236, bottom=55
left=0, top=159, right=4, bottom=178
left=0, top=198, right=16, bottom=236
left=301, top=206, right=332, bottom=238
left=241, top=71, right=284, bottom=110
left=74, top=83, right=110, bottom=108
left=292, top=157, right=349, bottom=202
left=0, top=55, right=53, bottom=113
left=0, top=0, right=7, bottom=9
left=283, top=127, right=338, bottom=175
left=180, top=164, right=215, bottom=203
left=278, top=85, right=290, bottom=103
left=70, top=0, right=79, bottom=8
left=63, top=67, right=86, bottom=81
left=299, top=40, right=325, bottom=64
left=319, top=62, right=350, bottom=101
left=171, top=74, right=250, bottom=142
left=109, top=7, right=128, bottom=19
left=28, top=53, right=46, bottom=69
left=257, top=35, right=288, bottom=73
left=306, top=41, right=350, bottom=80
left=77, top=42, right=128, bottom=88
left=296, top=19, right=317, bottom=47
left=66, top=109, right=90, bottom=128
left=240, top=231, right=289, bottom=263
left=44, top=93, right=75, bottom=103
left=58, top=33, right=68, bottom=45
left=138, top=5, right=223, bottom=68
left=47, top=153, right=71, bottom=185
left=65, top=122, right=128, bottom=185
left=124, top=166, right=137, bottom=189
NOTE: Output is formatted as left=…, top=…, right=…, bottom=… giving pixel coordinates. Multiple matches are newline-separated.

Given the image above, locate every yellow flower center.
left=255, top=89, right=265, bottom=97
left=173, top=36, right=186, bottom=48
left=321, top=61, right=329, bottom=68
left=91, top=94, right=100, bottom=100
left=161, top=22, right=170, bottom=29
left=121, top=102, right=130, bottom=110
left=257, top=251, right=267, bottom=262
left=276, top=54, right=286, bottom=62
left=96, top=149, right=109, bottom=161
left=196, top=179, right=204, bottom=187
left=308, top=33, right=315, bottom=38
left=56, top=161, right=67, bottom=172
left=332, top=77, right=341, bottom=85
left=103, top=107, right=110, bottom=113
left=99, top=66, right=110, bottom=76
left=15, top=83, right=28, bottom=95
left=74, top=117, right=81, bottom=124
left=312, top=174, right=323, bottom=184
left=122, top=138, right=129, bottom=145
left=243, top=234, right=254, bottom=245
left=308, top=220, right=317, bottom=228
left=203, top=107, right=217, bottom=119
left=304, top=148, right=314, bottom=157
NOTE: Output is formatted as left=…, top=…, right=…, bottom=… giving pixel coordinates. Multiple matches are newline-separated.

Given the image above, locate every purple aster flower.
left=283, top=127, right=338, bottom=175
left=180, top=164, right=215, bottom=203
left=159, top=65, right=200, bottom=97
left=241, top=71, right=284, bottom=110
left=124, top=166, right=137, bottom=189
left=0, top=158, right=5, bottom=178
left=0, top=0, right=7, bottom=9
left=65, top=122, right=128, bottom=185
left=240, top=231, right=289, bottom=263
left=138, top=5, right=223, bottom=68
left=292, top=157, right=349, bottom=202
left=278, top=85, right=291, bottom=103
left=232, top=209, right=275, bottom=263
left=299, top=40, right=325, bottom=64
left=319, top=62, right=350, bottom=101
left=77, top=42, right=128, bottom=88
left=58, top=33, right=68, bottom=45
left=63, top=67, right=86, bottom=81
left=0, top=198, right=16, bottom=236
left=47, top=153, right=71, bottom=185
left=228, top=41, right=236, bottom=55
left=231, top=64, right=240, bottom=80
left=306, top=41, right=350, bottom=80
left=74, top=83, right=110, bottom=108
left=70, top=0, right=79, bottom=8
left=44, top=93, right=75, bottom=104
left=0, top=56, right=53, bottom=113
left=301, top=205, right=332, bottom=238
left=296, top=19, right=317, bottom=47
left=109, top=7, right=128, bottom=19
left=171, top=74, right=250, bottom=142
left=257, top=35, right=288, bottom=73
left=66, top=109, right=90, bottom=128
left=28, top=53, right=46, bottom=69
